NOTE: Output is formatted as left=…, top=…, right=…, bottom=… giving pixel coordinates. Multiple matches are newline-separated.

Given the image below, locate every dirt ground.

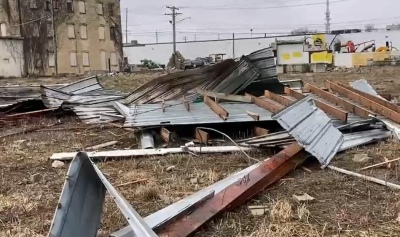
left=1, top=68, right=400, bottom=237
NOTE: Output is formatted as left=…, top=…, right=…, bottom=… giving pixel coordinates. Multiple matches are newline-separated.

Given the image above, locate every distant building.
left=0, top=0, right=122, bottom=77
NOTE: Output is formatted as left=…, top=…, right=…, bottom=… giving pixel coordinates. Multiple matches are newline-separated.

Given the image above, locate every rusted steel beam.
left=195, top=128, right=209, bottom=144
left=284, top=87, right=348, bottom=122
left=246, top=111, right=260, bottom=121
left=336, top=82, right=400, bottom=114
left=253, top=126, right=269, bottom=136
left=246, top=93, right=284, bottom=113
left=157, top=142, right=306, bottom=237
left=204, top=96, right=229, bottom=120
left=304, top=83, right=372, bottom=119
left=327, top=81, right=400, bottom=123
left=265, top=90, right=295, bottom=107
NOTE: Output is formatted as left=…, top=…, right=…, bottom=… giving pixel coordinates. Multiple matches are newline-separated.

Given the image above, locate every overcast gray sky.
left=120, top=0, right=400, bottom=43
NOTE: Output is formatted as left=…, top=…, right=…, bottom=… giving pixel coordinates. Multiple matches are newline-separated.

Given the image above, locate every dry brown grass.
left=270, top=199, right=292, bottom=222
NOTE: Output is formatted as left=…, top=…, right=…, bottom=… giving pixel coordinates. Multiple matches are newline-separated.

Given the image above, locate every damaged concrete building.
left=0, top=0, right=122, bottom=77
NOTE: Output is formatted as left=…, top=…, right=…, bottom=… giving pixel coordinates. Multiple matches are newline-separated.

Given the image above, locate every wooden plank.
left=253, top=127, right=269, bottom=136
left=313, top=100, right=348, bottom=122
left=197, top=90, right=252, bottom=103
left=265, top=90, right=295, bottom=106
left=85, top=141, right=118, bottom=150
left=204, top=96, right=229, bottom=120
left=245, top=93, right=284, bottom=113
left=337, top=82, right=400, bottom=113
left=195, top=128, right=209, bottom=144
left=246, top=111, right=260, bottom=121
left=183, top=96, right=190, bottom=111
left=283, top=87, right=348, bottom=122
left=162, top=99, right=166, bottom=112
left=284, top=87, right=304, bottom=100
left=304, top=83, right=372, bottom=119
left=327, top=82, right=400, bottom=123
left=161, top=127, right=176, bottom=143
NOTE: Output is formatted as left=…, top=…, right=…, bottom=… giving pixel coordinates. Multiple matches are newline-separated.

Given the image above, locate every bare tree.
left=291, top=27, right=318, bottom=35
left=365, top=24, right=376, bottom=32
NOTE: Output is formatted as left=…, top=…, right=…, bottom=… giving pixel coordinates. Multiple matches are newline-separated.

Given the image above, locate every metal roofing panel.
left=58, top=76, right=103, bottom=94
left=247, top=47, right=275, bottom=61
left=124, top=101, right=273, bottom=128
left=212, top=59, right=260, bottom=94
left=272, top=96, right=344, bottom=167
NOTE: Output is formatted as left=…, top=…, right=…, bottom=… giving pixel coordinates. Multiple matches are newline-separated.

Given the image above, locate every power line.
left=126, top=18, right=400, bottom=35
left=179, top=0, right=351, bottom=10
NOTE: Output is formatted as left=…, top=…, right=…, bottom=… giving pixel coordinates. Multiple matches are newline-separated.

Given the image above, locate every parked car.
left=191, top=57, right=205, bottom=67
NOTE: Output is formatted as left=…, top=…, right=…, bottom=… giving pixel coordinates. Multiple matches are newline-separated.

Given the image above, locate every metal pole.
left=156, top=30, right=158, bottom=43
left=125, top=8, right=128, bottom=43
left=50, top=0, right=58, bottom=75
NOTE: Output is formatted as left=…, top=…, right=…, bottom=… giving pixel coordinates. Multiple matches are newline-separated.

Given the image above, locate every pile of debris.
left=3, top=47, right=400, bottom=236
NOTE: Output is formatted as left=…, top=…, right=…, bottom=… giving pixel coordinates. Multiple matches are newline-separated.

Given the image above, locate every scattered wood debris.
left=293, top=193, right=316, bottom=203
left=85, top=141, right=118, bottom=150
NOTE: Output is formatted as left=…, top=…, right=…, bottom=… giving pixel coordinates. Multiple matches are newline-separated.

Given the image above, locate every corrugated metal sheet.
left=56, top=76, right=102, bottom=94
left=41, top=76, right=125, bottom=109
left=244, top=48, right=284, bottom=95
left=123, top=48, right=283, bottom=105
left=272, top=96, right=344, bottom=167
left=212, top=59, right=260, bottom=94
left=0, top=84, right=67, bottom=112
left=72, top=106, right=123, bottom=124
left=124, top=101, right=274, bottom=128
left=124, top=59, right=237, bottom=105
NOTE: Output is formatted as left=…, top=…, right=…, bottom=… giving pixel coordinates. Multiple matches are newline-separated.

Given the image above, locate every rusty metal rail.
left=157, top=142, right=306, bottom=237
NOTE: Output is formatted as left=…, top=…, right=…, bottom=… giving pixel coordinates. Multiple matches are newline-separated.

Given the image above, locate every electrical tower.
left=325, top=0, right=331, bottom=33
left=165, top=6, right=182, bottom=55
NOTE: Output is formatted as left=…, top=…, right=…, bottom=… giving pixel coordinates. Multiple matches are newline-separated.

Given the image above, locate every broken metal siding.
left=41, top=76, right=125, bottom=109
left=124, top=101, right=274, bottom=128
left=272, top=96, right=344, bottom=167
left=57, top=76, right=103, bottom=94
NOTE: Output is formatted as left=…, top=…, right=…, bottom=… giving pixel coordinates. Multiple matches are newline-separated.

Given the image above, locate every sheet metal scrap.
left=48, top=152, right=157, bottom=237
left=123, top=101, right=274, bottom=128
left=272, top=96, right=344, bottom=168
left=156, top=142, right=307, bottom=237
left=41, top=76, right=125, bottom=109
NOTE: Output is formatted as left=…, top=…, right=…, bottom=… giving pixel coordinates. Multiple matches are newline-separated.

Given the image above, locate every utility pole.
left=50, top=0, right=58, bottom=76
left=125, top=8, right=128, bottom=43
left=325, top=0, right=331, bottom=33
left=165, top=6, right=182, bottom=55
left=156, top=30, right=158, bottom=43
